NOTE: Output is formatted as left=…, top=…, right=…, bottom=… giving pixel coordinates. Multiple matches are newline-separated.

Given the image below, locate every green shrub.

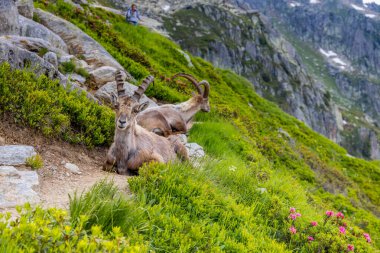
left=0, top=203, right=147, bottom=252
left=0, top=63, right=115, bottom=146
left=26, top=154, right=44, bottom=170
left=75, top=67, right=90, bottom=79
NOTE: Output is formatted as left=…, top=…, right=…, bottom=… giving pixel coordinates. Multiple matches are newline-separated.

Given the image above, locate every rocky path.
left=0, top=120, right=129, bottom=212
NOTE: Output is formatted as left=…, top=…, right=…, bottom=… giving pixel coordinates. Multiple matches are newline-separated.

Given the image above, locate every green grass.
left=0, top=0, right=377, bottom=251
left=25, top=154, right=44, bottom=170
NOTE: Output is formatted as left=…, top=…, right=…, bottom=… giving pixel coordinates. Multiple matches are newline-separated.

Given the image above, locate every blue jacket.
left=126, top=8, right=140, bottom=23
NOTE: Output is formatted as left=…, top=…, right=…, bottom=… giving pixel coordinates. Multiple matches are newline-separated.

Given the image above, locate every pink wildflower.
left=347, top=244, right=354, bottom=252
left=289, top=214, right=297, bottom=220
left=339, top=226, right=346, bottom=234
left=308, top=236, right=314, bottom=242
left=336, top=212, right=345, bottom=219
left=289, top=226, right=297, bottom=234
left=326, top=210, right=334, bottom=217
left=310, top=221, right=318, bottom=227
left=363, top=233, right=371, bottom=243
left=290, top=207, right=296, bottom=213
left=296, top=213, right=302, bottom=217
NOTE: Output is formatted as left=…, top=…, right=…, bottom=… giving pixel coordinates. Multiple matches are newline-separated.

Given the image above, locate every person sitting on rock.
left=126, top=4, right=141, bottom=26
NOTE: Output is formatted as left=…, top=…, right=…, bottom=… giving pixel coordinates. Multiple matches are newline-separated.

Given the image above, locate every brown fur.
left=137, top=94, right=209, bottom=136
left=103, top=74, right=189, bottom=174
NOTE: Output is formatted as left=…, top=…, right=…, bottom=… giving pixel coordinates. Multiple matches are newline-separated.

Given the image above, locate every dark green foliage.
left=0, top=63, right=114, bottom=146
left=59, top=60, right=76, bottom=74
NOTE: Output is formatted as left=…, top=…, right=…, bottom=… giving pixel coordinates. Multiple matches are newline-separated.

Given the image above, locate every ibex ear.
left=134, top=101, right=149, bottom=113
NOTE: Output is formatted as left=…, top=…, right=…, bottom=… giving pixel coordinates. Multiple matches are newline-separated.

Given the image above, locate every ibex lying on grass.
left=136, top=73, right=210, bottom=136
left=103, top=71, right=189, bottom=174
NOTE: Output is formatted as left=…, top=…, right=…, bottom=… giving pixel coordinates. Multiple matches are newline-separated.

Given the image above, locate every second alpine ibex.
left=136, top=73, right=210, bottom=136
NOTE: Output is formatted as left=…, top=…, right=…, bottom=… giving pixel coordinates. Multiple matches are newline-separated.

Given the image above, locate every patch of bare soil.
left=0, top=118, right=129, bottom=210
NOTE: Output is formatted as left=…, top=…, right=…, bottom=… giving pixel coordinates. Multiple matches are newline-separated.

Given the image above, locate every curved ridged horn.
left=199, top=80, right=210, bottom=98
left=133, top=75, right=154, bottom=101
left=115, top=70, right=125, bottom=97
left=171, top=73, right=202, bottom=94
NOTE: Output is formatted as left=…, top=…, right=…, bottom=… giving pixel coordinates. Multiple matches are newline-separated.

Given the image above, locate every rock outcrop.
left=95, top=81, right=158, bottom=108
left=0, top=145, right=36, bottom=166
left=18, top=15, right=68, bottom=52
left=34, top=8, right=125, bottom=71
left=164, top=4, right=338, bottom=141
left=0, top=41, right=65, bottom=82
left=0, top=35, right=67, bottom=56
left=0, top=0, right=20, bottom=36
left=0, top=166, right=40, bottom=208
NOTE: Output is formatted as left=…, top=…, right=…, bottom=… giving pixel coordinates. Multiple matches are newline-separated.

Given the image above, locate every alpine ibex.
left=103, top=71, right=189, bottom=175
left=136, top=73, right=210, bottom=136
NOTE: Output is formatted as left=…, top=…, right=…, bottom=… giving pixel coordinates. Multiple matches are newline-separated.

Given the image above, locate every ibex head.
left=172, top=73, right=210, bottom=112
left=113, top=70, right=154, bottom=130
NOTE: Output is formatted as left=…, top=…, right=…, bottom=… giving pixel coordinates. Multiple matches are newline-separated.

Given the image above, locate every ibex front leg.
left=103, top=143, right=117, bottom=172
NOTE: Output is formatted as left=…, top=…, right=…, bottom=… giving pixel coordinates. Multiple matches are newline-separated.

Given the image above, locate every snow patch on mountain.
left=319, top=48, right=351, bottom=70
left=365, top=13, right=376, bottom=18
left=289, top=1, right=302, bottom=7
left=351, top=4, right=366, bottom=11
left=310, top=0, right=320, bottom=4
left=363, top=0, right=380, bottom=5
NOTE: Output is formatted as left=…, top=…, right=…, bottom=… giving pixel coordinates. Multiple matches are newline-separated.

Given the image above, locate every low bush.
left=26, top=154, right=44, bottom=170
left=0, top=203, right=146, bottom=252
left=0, top=63, right=115, bottom=146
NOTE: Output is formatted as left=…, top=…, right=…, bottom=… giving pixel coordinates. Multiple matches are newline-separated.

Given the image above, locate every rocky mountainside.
left=108, top=0, right=380, bottom=159
left=162, top=4, right=339, bottom=141
left=240, top=0, right=380, bottom=159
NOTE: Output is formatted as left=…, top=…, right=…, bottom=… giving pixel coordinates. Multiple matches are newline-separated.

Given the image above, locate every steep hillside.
left=241, top=0, right=380, bottom=160
left=162, top=4, right=339, bottom=142
left=0, top=0, right=379, bottom=251
left=108, top=0, right=380, bottom=160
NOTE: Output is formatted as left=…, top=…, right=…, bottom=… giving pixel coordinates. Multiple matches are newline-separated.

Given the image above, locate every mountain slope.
left=241, top=0, right=380, bottom=160
left=0, top=0, right=379, bottom=251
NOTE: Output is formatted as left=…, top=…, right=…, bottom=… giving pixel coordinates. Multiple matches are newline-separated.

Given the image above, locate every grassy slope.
left=4, top=0, right=377, bottom=251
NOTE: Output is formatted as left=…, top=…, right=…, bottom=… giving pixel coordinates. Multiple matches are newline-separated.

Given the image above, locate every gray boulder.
left=95, top=81, right=158, bottom=108
left=64, top=162, right=81, bottom=174
left=66, top=73, right=86, bottom=84
left=16, top=0, right=34, bottom=19
left=0, top=40, right=66, bottom=82
left=0, top=145, right=36, bottom=166
left=89, top=66, right=126, bottom=88
left=185, top=143, right=205, bottom=158
left=0, top=0, right=19, bottom=36
left=43, top=52, right=58, bottom=69
left=0, top=166, right=40, bottom=208
left=0, top=35, right=67, bottom=56
left=34, top=9, right=129, bottom=74
left=0, top=41, right=98, bottom=102
left=19, top=16, right=68, bottom=52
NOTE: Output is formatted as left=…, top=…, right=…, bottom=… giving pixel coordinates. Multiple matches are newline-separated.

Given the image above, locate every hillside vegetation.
left=0, top=0, right=379, bottom=251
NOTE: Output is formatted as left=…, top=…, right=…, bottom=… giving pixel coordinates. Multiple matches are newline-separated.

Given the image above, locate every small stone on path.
left=64, top=162, right=81, bottom=174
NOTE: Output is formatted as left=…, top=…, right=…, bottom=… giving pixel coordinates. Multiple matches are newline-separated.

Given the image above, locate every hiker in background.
left=126, top=4, right=141, bottom=26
